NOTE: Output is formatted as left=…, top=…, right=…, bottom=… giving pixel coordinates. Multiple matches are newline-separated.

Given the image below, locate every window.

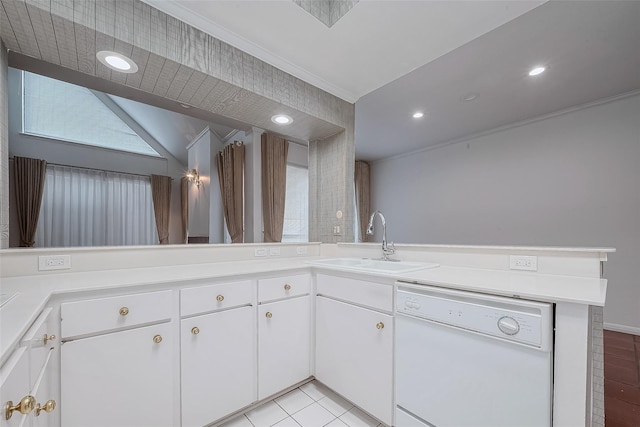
left=36, top=164, right=157, bottom=247
left=282, top=164, right=308, bottom=242
left=22, top=71, right=160, bottom=157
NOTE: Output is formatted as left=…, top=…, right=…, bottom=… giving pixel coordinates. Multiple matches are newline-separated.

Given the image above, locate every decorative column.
left=244, top=127, right=264, bottom=243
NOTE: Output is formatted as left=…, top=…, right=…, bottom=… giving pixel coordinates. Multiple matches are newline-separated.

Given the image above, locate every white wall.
left=186, top=128, right=226, bottom=243
left=187, top=130, right=212, bottom=240
left=369, top=93, right=640, bottom=333
left=208, top=132, right=225, bottom=244
left=288, top=141, right=309, bottom=167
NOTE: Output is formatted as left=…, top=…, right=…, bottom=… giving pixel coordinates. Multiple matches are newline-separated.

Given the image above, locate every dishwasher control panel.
left=396, top=285, right=553, bottom=350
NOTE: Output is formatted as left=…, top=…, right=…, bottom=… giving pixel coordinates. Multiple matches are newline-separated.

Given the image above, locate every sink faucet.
left=366, top=211, right=396, bottom=261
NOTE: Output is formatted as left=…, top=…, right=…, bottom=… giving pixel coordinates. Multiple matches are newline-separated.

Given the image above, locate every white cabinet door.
left=61, top=322, right=174, bottom=427
left=181, top=306, right=256, bottom=427
left=23, top=309, right=58, bottom=427
left=316, top=296, right=393, bottom=426
left=0, top=347, right=31, bottom=427
left=258, top=296, right=310, bottom=399
left=31, top=348, right=57, bottom=427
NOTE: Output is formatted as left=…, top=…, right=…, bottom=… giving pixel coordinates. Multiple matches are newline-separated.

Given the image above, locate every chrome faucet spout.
left=366, top=211, right=395, bottom=260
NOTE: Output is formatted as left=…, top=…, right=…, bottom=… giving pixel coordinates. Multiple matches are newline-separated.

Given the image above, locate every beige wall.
left=309, top=127, right=355, bottom=243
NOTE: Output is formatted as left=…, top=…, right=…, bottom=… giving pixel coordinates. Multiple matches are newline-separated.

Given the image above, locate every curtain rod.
left=8, top=157, right=174, bottom=180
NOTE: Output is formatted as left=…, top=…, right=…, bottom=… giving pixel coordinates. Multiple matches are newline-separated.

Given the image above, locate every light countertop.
left=0, top=256, right=606, bottom=365
left=398, top=266, right=606, bottom=306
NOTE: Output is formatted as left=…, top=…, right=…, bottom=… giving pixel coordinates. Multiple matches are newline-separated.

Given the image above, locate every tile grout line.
left=226, top=382, right=386, bottom=427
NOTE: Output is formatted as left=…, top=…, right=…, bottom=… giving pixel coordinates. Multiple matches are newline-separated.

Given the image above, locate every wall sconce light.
left=186, top=169, right=201, bottom=188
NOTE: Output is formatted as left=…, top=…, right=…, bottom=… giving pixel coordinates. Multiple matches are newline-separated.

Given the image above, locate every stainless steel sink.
left=306, top=258, right=439, bottom=274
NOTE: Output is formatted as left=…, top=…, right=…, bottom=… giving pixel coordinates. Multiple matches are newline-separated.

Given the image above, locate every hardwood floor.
left=604, top=330, right=640, bottom=427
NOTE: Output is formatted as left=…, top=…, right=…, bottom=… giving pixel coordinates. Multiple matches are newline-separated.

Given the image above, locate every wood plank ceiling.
left=0, top=0, right=351, bottom=142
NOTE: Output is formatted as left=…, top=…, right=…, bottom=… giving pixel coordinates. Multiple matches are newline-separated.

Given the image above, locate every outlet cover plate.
left=509, top=255, right=538, bottom=271
left=38, top=255, right=71, bottom=271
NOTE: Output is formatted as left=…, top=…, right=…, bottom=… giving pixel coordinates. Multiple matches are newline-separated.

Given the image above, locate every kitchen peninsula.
left=0, top=242, right=611, bottom=426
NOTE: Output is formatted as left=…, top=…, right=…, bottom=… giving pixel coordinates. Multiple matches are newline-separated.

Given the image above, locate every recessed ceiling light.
left=528, top=66, right=546, bottom=77
left=412, top=112, right=424, bottom=119
left=271, top=114, right=293, bottom=125
left=461, top=92, right=480, bottom=102
left=96, top=51, right=138, bottom=73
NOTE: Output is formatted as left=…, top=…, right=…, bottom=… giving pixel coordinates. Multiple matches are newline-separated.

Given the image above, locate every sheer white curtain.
left=36, top=165, right=157, bottom=247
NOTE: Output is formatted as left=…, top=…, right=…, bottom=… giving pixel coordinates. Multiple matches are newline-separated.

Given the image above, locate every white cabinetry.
left=0, top=347, right=31, bottom=427
left=1, top=308, right=58, bottom=427
left=180, top=281, right=256, bottom=427
left=22, top=309, right=58, bottom=427
left=258, top=274, right=311, bottom=399
left=60, top=291, right=174, bottom=427
left=315, top=275, right=394, bottom=426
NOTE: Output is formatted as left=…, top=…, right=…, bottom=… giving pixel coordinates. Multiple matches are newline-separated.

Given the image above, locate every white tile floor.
left=220, top=381, right=385, bottom=427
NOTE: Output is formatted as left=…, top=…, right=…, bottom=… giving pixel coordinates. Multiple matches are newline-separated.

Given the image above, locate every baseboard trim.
left=604, top=322, right=640, bottom=336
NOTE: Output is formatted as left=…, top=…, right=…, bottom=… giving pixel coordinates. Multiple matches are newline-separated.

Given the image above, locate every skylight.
left=22, top=72, right=160, bottom=157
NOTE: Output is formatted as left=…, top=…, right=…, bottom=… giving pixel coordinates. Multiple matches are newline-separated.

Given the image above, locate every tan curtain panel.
left=180, top=177, right=189, bottom=244
left=355, top=160, right=371, bottom=242
left=217, top=141, right=245, bottom=243
left=151, top=175, right=172, bottom=244
left=261, top=133, right=289, bottom=243
left=13, top=156, right=47, bottom=247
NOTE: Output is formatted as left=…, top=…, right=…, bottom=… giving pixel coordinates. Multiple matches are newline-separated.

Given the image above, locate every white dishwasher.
left=395, top=282, right=553, bottom=427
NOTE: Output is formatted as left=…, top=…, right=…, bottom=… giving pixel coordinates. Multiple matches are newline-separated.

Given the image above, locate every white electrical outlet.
left=38, top=255, right=71, bottom=271
left=509, top=255, right=538, bottom=271
left=254, top=248, right=267, bottom=257
left=269, top=247, right=281, bottom=256
left=296, top=246, right=308, bottom=255
left=333, top=225, right=341, bottom=235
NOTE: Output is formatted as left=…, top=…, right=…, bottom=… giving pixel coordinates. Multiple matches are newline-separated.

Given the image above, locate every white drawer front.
left=180, top=280, right=253, bottom=316
left=61, top=290, right=173, bottom=339
left=258, top=274, right=310, bottom=303
left=316, top=274, right=393, bottom=312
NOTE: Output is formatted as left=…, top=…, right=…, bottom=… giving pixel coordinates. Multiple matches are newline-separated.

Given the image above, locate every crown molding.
left=142, top=0, right=359, bottom=103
